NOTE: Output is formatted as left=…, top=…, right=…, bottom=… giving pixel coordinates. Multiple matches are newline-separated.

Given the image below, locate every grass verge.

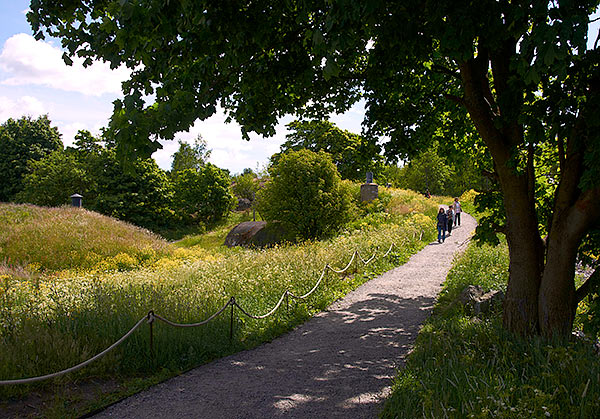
left=381, top=237, right=600, bottom=418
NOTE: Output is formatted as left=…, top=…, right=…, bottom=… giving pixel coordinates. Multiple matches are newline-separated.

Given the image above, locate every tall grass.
left=0, top=204, right=171, bottom=273
left=0, top=190, right=439, bottom=404
left=381, top=241, right=600, bottom=418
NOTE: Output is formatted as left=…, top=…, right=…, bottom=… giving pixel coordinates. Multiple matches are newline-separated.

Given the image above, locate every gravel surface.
left=96, top=213, right=476, bottom=419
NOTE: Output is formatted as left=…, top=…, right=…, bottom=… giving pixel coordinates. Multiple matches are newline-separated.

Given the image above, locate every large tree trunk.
left=500, top=176, right=544, bottom=335
left=538, top=233, right=577, bottom=338
left=459, top=56, right=544, bottom=336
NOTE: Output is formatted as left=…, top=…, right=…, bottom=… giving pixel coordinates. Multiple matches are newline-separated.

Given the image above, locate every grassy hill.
left=0, top=203, right=172, bottom=275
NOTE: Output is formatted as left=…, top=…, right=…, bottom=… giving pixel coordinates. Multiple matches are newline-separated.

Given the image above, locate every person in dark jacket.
left=446, top=205, right=454, bottom=236
left=437, top=207, right=448, bottom=243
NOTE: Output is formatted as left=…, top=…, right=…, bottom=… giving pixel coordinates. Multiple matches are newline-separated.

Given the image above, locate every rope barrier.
left=152, top=299, right=233, bottom=327
left=233, top=291, right=288, bottom=319
left=0, top=315, right=148, bottom=386
left=288, top=267, right=328, bottom=300
left=326, top=251, right=357, bottom=274
left=1, top=241, right=400, bottom=385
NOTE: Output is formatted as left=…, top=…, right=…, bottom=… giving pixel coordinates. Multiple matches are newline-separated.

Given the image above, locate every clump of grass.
left=0, top=203, right=171, bottom=273
left=382, top=241, right=600, bottom=418
left=387, top=188, right=440, bottom=219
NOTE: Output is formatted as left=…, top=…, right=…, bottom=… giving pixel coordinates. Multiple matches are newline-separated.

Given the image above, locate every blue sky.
left=0, top=1, right=364, bottom=174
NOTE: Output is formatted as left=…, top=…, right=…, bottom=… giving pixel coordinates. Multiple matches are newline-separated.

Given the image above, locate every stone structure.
left=458, top=285, right=505, bottom=316
left=224, top=221, right=288, bottom=248
left=360, top=171, right=378, bottom=202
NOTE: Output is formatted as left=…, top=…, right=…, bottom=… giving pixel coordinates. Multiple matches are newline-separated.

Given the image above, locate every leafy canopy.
left=0, top=115, right=62, bottom=201
left=170, top=135, right=211, bottom=174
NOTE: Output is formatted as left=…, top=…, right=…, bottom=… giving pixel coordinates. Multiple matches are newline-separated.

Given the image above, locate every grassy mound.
left=0, top=203, right=171, bottom=274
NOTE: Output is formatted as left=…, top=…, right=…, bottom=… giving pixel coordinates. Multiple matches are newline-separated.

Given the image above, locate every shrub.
left=255, top=149, right=352, bottom=240
left=172, top=164, right=236, bottom=224
left=232, top=172, right=259, bottom=201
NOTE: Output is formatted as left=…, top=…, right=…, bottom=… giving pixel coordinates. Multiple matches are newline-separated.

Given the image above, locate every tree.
left=396, top=149, right=452, bottom=196
left=16, top=150, right=90, bottom=207
left=0, top=115, right=62, bottom=201
left=387, top=144, right=490, bottom=197
left=29, top=1, right=600, bottom=338
left=256, top=149, right=351, bottom=240
left=232, top=171, right=259, bottom=202
left=274, top=120, right=385, bottom=181
left=170, top=135, right=211, bottom=174
left=91, top=150, right=175, bottom=230
left=172, top=164, right=236, bottom=224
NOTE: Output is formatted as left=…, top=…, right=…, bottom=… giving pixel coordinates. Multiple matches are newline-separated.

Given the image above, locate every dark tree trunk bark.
left=539, top=232, right=577, bottom=338
left=500, top=177, right=544, bottom=335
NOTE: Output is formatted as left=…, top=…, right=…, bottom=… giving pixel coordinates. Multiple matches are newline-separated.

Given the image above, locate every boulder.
left=224, top=221, right=289, bottom=248
left=458, top=285, right=505, bottom=316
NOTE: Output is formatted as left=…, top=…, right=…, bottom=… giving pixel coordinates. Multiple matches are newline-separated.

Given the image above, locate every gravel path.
left=96, top=213, right=476, bottom=419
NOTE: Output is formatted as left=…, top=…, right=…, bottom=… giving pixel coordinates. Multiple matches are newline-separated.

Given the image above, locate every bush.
left=172, top=164, right=236, bottom=224
left=232, top=172, right=259, bottom=201
left=255, top=149, right=352, bottom=240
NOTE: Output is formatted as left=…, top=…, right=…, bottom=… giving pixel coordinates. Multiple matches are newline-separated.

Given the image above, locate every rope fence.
left=0, top=243, right=398, bottom=386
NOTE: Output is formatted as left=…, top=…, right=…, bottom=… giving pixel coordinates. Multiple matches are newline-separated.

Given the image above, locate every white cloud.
left=0, top=95, right=45, bottom=121
left=152, top=112, right=287, bottom=174
left=0, top=33, right=129, bottom=96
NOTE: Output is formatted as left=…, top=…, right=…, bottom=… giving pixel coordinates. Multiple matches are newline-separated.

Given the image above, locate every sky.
left=0, top=1, right=365, bottom=174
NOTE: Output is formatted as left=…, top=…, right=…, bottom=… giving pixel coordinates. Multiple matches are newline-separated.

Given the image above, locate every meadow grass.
left=381, top=237, right=600, bottom=418
left=0, top=204, right=171, bottom=274
left=0, top=189, right=440, bottom=415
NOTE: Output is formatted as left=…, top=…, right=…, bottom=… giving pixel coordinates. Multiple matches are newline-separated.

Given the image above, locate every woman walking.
left=446, top=205, right=454, bottom=236
left=437, top=207, right=448, bottom=243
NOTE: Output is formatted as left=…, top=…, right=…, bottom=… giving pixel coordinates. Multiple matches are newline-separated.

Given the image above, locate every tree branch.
left=575, top=266, right=599, bottom=305
left=432, top=64, right=461, bottom=81
left=443, top=93, right=466, bottom=107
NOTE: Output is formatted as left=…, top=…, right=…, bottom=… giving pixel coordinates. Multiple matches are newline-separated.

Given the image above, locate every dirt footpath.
left=96, top=213, right=476, bottom=419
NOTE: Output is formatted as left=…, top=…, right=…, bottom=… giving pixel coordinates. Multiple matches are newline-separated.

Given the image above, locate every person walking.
left=453, top=197, right=462, bottom=227
left=446, top=205, right=454, bottom=236
left=436, top=207, right=448, bottom=243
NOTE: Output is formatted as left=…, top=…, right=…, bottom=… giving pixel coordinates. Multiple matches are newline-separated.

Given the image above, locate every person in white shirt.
left=453, top=197, right=461, bottom=227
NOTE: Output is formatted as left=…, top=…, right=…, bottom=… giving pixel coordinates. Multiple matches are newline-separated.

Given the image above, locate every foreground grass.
left=1, top=189, right=440, bottom=417
left=382, top=240, right=600, bottom=418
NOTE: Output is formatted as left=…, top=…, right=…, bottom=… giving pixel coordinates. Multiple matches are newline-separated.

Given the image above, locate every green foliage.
left=171, top=164, right=236, bottom=224
left=170, top=135, right=211, bottom=174
left=382, top=241, right=600, bottom=418
left=92, top=150, right=175, bottom=230
left=0, top=115, right=62, bottom=201
left=256, top=149, right=351, bottom=240
left=386, top=144, right=489, bottom=197
left=231, top=172, right=259, bottom=201
left=395, top=148, right=453, bottom=196
left=274, top=120, right=385, bottom=181
left=15, top=150, right=90, bottom=207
